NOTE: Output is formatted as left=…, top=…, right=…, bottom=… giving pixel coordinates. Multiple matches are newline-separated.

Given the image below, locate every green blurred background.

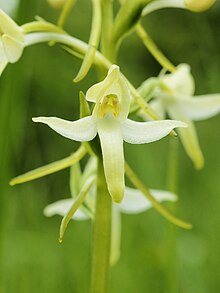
left=0, top=0, right=220, bottom=292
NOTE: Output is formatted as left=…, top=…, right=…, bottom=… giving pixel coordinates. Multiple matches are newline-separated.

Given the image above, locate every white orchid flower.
left=0, top=9, right=24, bottom=75
left=44, top=157, right=177, bottom=265
left=33, top=65, right=186, bottom=203
left=139, top=64, right=220, bottom=169
left=142, top=0, right=216, bottom=16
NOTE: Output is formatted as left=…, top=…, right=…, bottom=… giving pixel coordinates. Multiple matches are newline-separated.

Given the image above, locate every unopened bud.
left=47, top=0, right=66, bottom=9
left=184, top=0, right=216, bottom=12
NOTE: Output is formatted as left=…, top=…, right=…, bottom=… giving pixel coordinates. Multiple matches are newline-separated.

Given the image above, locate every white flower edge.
left=44, top=187, right=177, bottom=218
left=44, top=198, right=90, bottom=221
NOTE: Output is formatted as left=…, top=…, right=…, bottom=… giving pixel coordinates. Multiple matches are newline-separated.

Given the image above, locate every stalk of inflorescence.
left=89, top=2, right=116, bottom=292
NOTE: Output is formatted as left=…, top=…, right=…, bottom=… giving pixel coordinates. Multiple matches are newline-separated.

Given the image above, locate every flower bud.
left=184, top=0, right=216, bottom=12
left=47, top=0, right=66, bottom=9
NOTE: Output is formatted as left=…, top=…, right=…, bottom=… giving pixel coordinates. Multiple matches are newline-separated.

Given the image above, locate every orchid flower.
left=142, top=0, right=216, bottom=16
left=139, top=64, right=220, bottom=169
left=44, top=157, right=177, bottom=265
left=0, top=9, right=24, bottom=75
left=33, top=64, right=186, bottom=203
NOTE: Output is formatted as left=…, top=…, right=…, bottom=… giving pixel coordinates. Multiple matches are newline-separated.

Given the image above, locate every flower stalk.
left=135, top=23, right=176, bottom=72
left=90, top=159, right=112, bottom=293
left=125, top=161, right=192, bottom=229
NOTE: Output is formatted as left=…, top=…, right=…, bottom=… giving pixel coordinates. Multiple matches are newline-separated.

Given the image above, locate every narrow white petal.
left=97, top=116, right=124, bottom=203
left=120, top=187, right=177, bottom=214
left=32, top=116, right=97, bottom=142
left=2, top=34, right=24, bottom=62
left=168, top=107, right=204, bottom=169
left=44, top=199, right=89, bottom=221
left=177, top=95, right=220, bottom=121
left=110, top=206, right=121, bottom=266
left=122, top=119, right=187, bottom=144
left=0, top=9, right=24, bottom=42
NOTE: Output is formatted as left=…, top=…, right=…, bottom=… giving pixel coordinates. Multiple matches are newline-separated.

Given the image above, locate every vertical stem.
left=90, top=2, right=114, bottom=292
left=90, top=159, right=112, bottom=293
left=101, top=0, right=116, bottom=62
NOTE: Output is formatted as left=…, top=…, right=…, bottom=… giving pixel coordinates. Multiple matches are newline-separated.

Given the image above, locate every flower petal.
left=32, top=116, right=97, bottom=142
left=0, top=9, right=24, bottom=42
left=86, top=65, right=119, bottom=103
left=44, top=199, right=90, bottom=221
left=110, top=206, right=121, bottom=266
left=122, top=119, right=187, bottom=144
left=119, top=186, right=177, bottom=214
left=168, top=107, right=204, bottom=169
left=177, top=94, right=220, bottom=121
left=87, top=64, right=131, bottom=120
left=159, top=63, right=195, bottom=96
left=2, top=34, right=24, bottom=62
left=97, top=116, right=124, bottom=203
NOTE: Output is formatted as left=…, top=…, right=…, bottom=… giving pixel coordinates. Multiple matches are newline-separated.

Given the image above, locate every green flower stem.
left=74, top=0, right=102, bottom=82
left=22, top=21, right=65, bottom=34
left=10, top=145, right=87, bottom=185
left=101, top=0, right=115, bottom=62
left=125, top=161, right=192, bottom=229
left=112, top=0, right=153, bottom=45
left=135, top=23, right=176, bottom=72
left=57, top=0, right=77, bottom=28
left=90, top=159, right=112, bottom=293
left=59, top=175, right=96, bottom=242
left=24, top=32, right=112, bottom=69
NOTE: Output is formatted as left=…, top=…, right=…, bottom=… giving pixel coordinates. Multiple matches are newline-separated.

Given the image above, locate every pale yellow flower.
left=0, top=9, right=24, bottom=75
left=33, top=65, right=186, bottom=203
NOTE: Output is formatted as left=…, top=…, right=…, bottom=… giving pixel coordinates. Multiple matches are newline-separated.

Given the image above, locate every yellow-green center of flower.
left=98, top=94, right=121, bottom=118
